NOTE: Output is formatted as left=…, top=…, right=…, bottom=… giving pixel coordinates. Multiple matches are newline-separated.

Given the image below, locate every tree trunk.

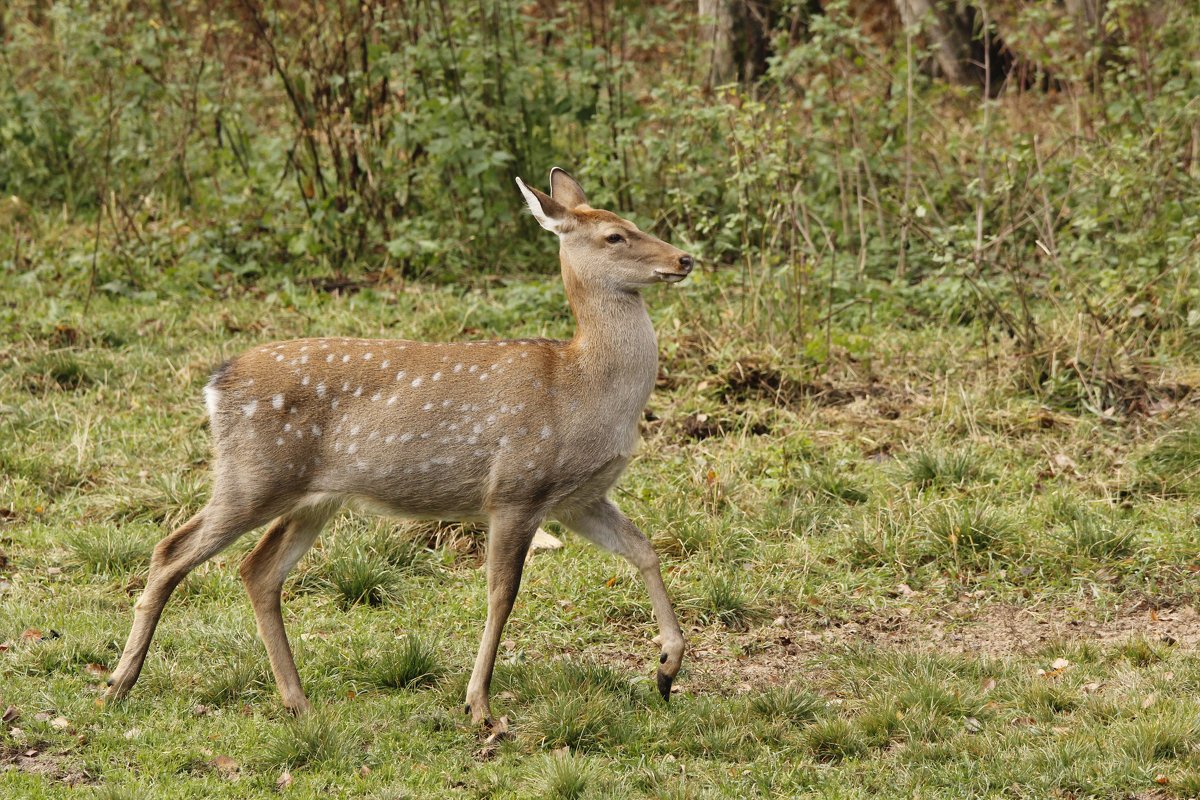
left=894, top=0, right=972, bottom=85
left=700, top=0, right=738, bottom=89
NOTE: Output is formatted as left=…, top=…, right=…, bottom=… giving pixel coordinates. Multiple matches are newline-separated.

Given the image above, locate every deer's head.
left=517, top=168, right=694, bottom=293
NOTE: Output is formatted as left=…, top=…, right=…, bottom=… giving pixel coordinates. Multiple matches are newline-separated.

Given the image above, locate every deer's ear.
left=516, top=177, right=569, bottom=233
left=549, top=167, right=588, bottom=209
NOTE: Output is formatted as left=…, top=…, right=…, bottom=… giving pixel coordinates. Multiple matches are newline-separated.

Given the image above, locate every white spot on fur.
left=363, top=353, right=373, bottom=360
left=272, top=394, right=284, bottom=410
left=385, top=434, right=396, bottom=444
left=342, top=381, right=351, bottom=392
left=400, top=433, right=414, bottom=443
left=353, top=386, right=363, bottom=397
left=326, top=354, right=334, bottom=363
left=302, top=376, right=310, bottom=386
left=468, top=365, right=478, bottom=373
left=275, top=354, right=284, bottom=362
left=396, top=371, right=407, bottom=381
left=347, top=443, right=359, bottom=455
left=422, top=402, right=433, bottom=411
left=387, top=395, right=398, bottom=406
left=371, top=391, right=382, bottom=402
left=350, top=424, right=361, bottom=436
left=312, top=425, right=322, bottom=437
left=316, top=382, right=327, bottom=398
left=540, top=425, right=552, bottom=439
left=432, top=371, right=442, bottom=381
left=342, top=354, right=350, bottom=363
left=411, top=377, right=423, bottom=388
left=331, top=399, right=340, bottom=410
left=453, top=363, right=463, bottom=373
left=275, top=437, right=285, bottom=446
left=380, top=359, right=390, bottom=369
left=241, top=399, right=258, bottom=417
left=284, top=423, right=292, bottom=432
left=442, top=399, right=452, bottom=407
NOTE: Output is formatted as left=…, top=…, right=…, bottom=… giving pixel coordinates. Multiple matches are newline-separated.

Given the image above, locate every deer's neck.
left=561, top=256, right=659, bottom=414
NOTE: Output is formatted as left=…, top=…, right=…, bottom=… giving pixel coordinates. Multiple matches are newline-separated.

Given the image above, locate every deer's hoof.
left=656, top=668, right=673, bottom=703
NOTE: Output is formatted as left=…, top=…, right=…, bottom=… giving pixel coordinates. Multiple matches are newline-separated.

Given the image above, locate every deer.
left=104, top=169, right=693, bottom=725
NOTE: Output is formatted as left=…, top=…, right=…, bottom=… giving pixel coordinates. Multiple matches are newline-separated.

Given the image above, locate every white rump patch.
left=203, top=386, right=221, bottom=420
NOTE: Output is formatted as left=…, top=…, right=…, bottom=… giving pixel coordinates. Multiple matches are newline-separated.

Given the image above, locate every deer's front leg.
left=464, top=508, right=542, bottom=725
left=558, top=498, right=685, bottom=702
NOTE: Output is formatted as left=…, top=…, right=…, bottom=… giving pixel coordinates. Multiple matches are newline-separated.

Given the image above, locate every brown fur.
left=106, top=169, right=693, bottom=723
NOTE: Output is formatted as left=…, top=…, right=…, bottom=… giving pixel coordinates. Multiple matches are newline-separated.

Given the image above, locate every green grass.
left=4, top=271, right=1200, bottom=799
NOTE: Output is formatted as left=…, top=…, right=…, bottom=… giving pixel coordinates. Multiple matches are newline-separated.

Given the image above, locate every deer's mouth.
left=654, top=270, right=690, bottom=283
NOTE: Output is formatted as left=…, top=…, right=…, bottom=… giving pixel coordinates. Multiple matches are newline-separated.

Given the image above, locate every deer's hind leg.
left=107, top=498, right=273, bottom=702
left=239, top=502, right=337, bottom=714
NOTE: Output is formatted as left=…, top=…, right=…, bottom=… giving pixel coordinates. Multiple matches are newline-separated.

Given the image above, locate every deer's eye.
left=605, top=233, right=625, bottom=244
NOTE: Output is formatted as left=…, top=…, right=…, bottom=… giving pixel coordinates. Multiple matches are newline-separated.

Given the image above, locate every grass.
left=4, top=270, right=1200, bottom=798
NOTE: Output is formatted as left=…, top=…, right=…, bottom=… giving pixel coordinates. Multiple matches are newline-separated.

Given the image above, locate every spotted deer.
left=105, top=169, right=693, bottom=724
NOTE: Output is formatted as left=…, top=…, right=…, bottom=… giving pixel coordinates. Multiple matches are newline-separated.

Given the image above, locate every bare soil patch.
left=588, top=599, right=1200, bottom=696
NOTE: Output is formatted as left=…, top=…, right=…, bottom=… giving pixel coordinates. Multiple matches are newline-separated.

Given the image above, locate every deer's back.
left=204, top=336, right=635, bottom=520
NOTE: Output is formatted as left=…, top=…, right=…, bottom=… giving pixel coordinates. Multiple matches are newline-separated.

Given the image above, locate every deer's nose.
left=678, top=255, right=694, bottom=273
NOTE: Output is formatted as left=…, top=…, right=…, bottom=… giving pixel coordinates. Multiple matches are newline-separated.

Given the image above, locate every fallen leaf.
left=20, top=629, right=42, bottom=642
left=1052, top=453, right=1077, bottom=471
left=84, top=663, right=108, bottom=679
left=124, top=728, right=142, bottom=740
left=276, top=770, right=293, bottom=790
left=1155, top=774, right=1169, bottom=785
left=1050, top=657, right=1070, bottom=670
left=896, top=583, right=917, bottom=598
left=1141, top=693, right=1157, bottom=710
left=964, top=717, right=982, bottom=734
left=551, top=746, right=570, bottom=758
left=981, top=677, right=997, bottom=693
left=192, top=704, right=210, bottom=717
left=484, top=716, right=510, bottom=746
left=528, top=528, right=563, bottom=552
left=1, top=705, right=18, bottom=723
left=50, top=716, right=69, bottom=730
left=212, top=755, right=239, bottom=777
left=359, top=764, right=372, bottom=777
left=1082, top=682, right=1102, bottom=694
